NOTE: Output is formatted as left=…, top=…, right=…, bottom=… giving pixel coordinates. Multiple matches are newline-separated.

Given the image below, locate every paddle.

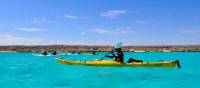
left=89, top=50, right=112, bottom=61
left=175, top=60, right=181, bottom=68
left=99, top=50, right=114, bottom=61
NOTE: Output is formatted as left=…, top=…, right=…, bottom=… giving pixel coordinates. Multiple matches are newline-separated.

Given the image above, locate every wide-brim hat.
left=114, top=42, right=122, bottom=49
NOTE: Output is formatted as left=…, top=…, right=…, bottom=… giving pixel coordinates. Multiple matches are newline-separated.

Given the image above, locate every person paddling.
left=52, top=51, right=57, bottom=55
left=113, top=48, right=124, bottom=63
left=42, top=50, right=48, bottom=55
left=105, top=42, right=124, bottom=63
left=92, top=51, right=96, bottom=55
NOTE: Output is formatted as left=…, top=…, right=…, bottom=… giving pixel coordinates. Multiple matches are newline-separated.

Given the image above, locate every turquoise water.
left=0, top=52, right=200, bottom=88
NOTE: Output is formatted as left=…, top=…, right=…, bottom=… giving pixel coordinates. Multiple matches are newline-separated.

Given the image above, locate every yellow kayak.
left=54, top=58, right=181, bottom=68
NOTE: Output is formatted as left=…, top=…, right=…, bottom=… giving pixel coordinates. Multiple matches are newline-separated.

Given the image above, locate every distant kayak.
left=66, top=53, right=78, bottom=55
left=79, top=53, right=99, bottom=56
left=65, top=53, right=98, bottom=56
left=32, top=53, right=66, bottom=56
left=55, top=58, right=181, bottom=68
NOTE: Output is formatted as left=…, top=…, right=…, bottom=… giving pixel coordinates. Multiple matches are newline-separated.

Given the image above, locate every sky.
left=0, top=0, right=200, bottom=45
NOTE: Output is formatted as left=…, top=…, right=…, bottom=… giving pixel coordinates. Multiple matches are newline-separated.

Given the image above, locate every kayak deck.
left=55, top=58, right=180, bottom=68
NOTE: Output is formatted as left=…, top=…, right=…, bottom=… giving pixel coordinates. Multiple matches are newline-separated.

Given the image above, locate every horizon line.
left=1, top=44, right=200, bottom=46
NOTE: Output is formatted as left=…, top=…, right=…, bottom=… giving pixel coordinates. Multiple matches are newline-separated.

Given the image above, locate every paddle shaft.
left=99, top=50, right=116, bottom=61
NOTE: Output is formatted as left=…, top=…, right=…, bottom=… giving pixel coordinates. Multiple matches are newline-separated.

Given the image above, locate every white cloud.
left=32, top=16, right=49, bottom=24
left=19, top=27, right=46, bottom=32
left=116, top=28, right=135, bottom=34
left=0, top=34, right=44, bottom=45
left=90, top=28, right=113, bottom=34
left=47, top=40, right=116, bottom=45
left=46, top=40, right=85, bottom=45
left=89, top=28, right=135, bottom=35
left=100, top=9, right=126, bottom=19
left=64, top=14, right=80, bottom=19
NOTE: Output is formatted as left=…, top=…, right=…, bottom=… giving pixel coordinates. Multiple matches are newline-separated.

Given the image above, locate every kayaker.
left=52, top=51, right=57, bottom=55
left=114, top=48, right=124, bottom=63
left=42, top=50, right=48, bottom=55
left=92, top=51, right=96, bottom=55
left=106, top=48, right=124, bottom=63
left=72, top=51, right=75, bottom=54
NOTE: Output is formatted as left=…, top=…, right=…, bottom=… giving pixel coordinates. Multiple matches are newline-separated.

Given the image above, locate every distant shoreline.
left=0, top=45, right=200, bottom=52
left=0, top=51, right=17, bottom=52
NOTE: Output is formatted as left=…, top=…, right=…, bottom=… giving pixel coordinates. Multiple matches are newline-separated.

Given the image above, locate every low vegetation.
left=0, top=45, right=200, bottom=52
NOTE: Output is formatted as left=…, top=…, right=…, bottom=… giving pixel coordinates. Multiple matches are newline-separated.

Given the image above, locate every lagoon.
left=0, top=52, right=200, bottom=88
